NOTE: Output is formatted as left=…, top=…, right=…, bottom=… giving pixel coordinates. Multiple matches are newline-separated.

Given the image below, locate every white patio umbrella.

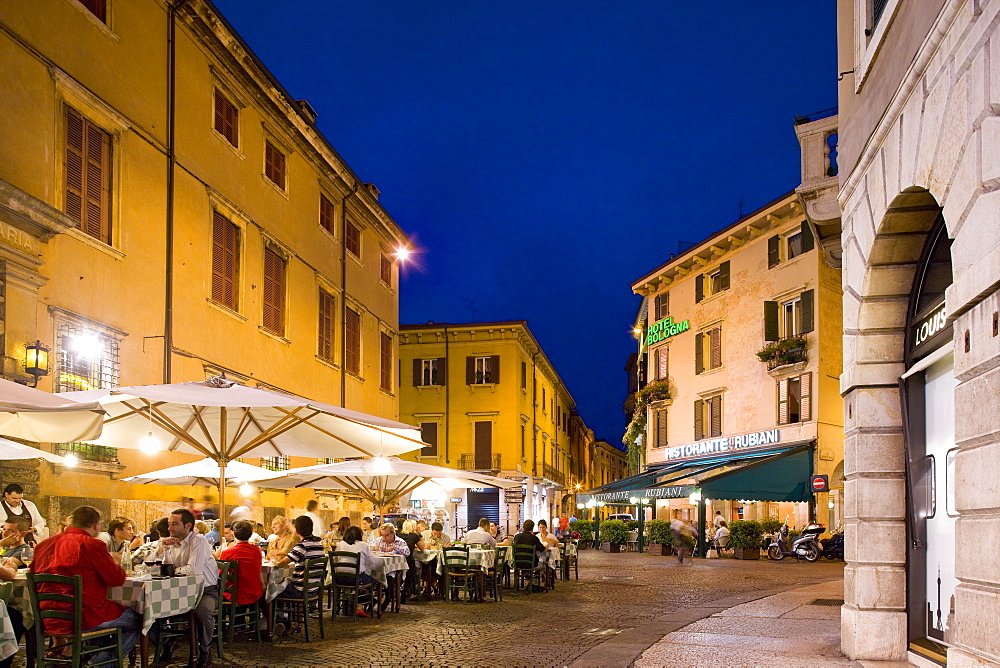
left=60, top=376, right=426, bottom=519
left=255, top=455, right=523, bottom=514
left=0, top=377, right=104, bottom=442
left=122, top=457, right=278, bottom=487
left=0, top=435, right=70, bottom=464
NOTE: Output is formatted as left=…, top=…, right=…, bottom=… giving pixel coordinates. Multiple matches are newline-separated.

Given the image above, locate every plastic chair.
left=512, top=545, right=543, bottom=594
left=26, top=572, right=123, bottom=668
left=329, top=551, right=380, bottom=621
left=272, top=556, right=327, bottom=642
left=216, top=559, right=260, bottom=649
left=442, top=546, right=479, bottom=602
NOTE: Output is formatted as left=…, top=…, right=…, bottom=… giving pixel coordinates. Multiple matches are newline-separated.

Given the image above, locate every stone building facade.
left=837, top=0, right=1000, bottom=663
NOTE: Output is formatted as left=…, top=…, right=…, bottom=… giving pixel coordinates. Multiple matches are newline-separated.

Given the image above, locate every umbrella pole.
left=218, top=460, right=226, bottom=526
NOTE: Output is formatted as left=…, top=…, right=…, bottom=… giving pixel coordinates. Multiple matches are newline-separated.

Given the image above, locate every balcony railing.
left=757, top=336, right=808, bottom=371
left=55, top=442, right=120, bottom=464
left=542, top=463, right=564, bottom=486
left=459, top=453, right=501, bottom=471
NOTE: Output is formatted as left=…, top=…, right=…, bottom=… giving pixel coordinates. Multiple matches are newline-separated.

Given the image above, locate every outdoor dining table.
left=260, top=561, right=294, bottom=639
left=371, top=553, right=408, bottom=612
left=0, top=600, right=18, bottom=665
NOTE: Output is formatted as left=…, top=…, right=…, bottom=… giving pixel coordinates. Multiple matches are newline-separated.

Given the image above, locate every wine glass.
left=20, top=545, right=33, bottom=568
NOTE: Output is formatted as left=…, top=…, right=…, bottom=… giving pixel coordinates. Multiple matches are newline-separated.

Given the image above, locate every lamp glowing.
left=370, top=456, right=392, bottom=475
left=576, top=503, right=584, bottom=509
left=239, top=482, right=254, bottom=497
left=24, top=340, right=50, bottom=386
left=597, top=501, right=606, bottom=507
left=63, top=453, right=78, bottom=468
left=629, top=496, right=638, bottom=504
left=688, top=490, right=703, bottom=505
left=140, top=432, right=160, bottom=454
left=395, top=246, right=411, bottom=262
left=72, top=333, right=102, bottom=360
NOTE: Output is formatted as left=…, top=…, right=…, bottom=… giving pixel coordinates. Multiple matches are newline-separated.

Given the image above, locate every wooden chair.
left=272, top=556, right=327, bottom=642
left=328, top=551, right=380, bottom=621
left=480, top=547, right=503, bottom=602
left=442, top=546, right=479, bottom=602
left=26, top=572, right=123, bottom=668
left=512, top=545, right=543, bottom=594
left=215, top=559, right=260, bottom=650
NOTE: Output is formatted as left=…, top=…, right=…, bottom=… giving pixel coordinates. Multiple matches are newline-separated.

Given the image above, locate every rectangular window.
left=654, top=346, right=669, bottom=380
left=695, top=326, right=722, bottom=374
left=54, top=322, right=120, bottom=392
left=542, top=387, right=546, bottom=409
left=777, top=373, right=811, bottom=425
left=380, top=253, right=392, bottom=284
left=694, top=394, right=723, bottom=440
left=654, top=409, right=668, bottom=447
left=782, top=297, right=802, bottom=339
left=764, top=290, right=814, bottom=341
left=474, top=421, right=493, bottom=469
left=319, top=193, right=335, bottom=235
left=211, top=211, right=239, bottom=310
left=345, top=220, right=361, bottom=257
left=654, top=292, right=669, bottom=320
left=264, top=140, right=286, bottom=189
left=213, top=89, right=238, bottom=147
left=768, top=222, right=814, bottom=268
left=694, top=261, right=729, bottom=302
left=260, top=455, right=289, bottom=471
left=317, top=289, right=335, bottom=363
left=262, top=248, right=285, bottom=336
left=521, top=361, right=527, bottom=389
left=345, top=308, right=361, bottom=375
left=79, top=0, right=107, bottom=23
left=467, top=355, right=498, bottom=384
left=420, top=422, right=439, bottom=457
left=65, top=106, right=112, bottom=244
left=380, top=331, right=392, bottom=392
left=414, top=358, right=444, bottom=386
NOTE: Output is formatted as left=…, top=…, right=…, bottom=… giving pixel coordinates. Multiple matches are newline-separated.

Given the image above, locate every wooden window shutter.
left=695, top=273, right=704, bottom=302
left=413, top=358, right=422, bottom=386
left=768, top=235, right=780, bottom=268
left=345, top=308, right=361, bottom=374
left=656, top=409, right=668, bottom=447
left=380, top=254, right=391, bottom=284
left=474, top=421, right=493, bottom=468
left=800, top=221, right=815, bottom=253
left=265, top=140, right=285, bottom=188
left=777, top=378, right=789, bottom=424
left=466, top=356, right=475, bottom=384
left=656, top=346, right=668, bottom=380
left=491, top=355, right=500, bottom=383
left=695, top=332, right=704, bottom=374
left=345, top=220, right=361, bottom=256
left=521, top=361, right=527, bottom=389
left=211, top=212, right=238, bottom=309
left=800, top=372, right=812, bottom=421
left=709, top=395, right=722, bottom=437
left=718, top=261, right=730, bottom=291
left=437, top=358, right=447, bottom=386
left=214, top=90, right=238, bottom=147
left=639, top=353, right=648, bottom=386
left=420, top=423, right=438, bottom=456
left=763, top=301, right=779, bottom=341
left=655, top=293, right=669, bottom=320
left=319, top=194, right=334, bottom=234
left=65, top=107, right=112, bottom=244
left=800, top=289, right=815, bottom=333
left=380, top=332, right=392, bottom=391
left=65, top=108, right=85, bottom=224
left=80, top=0, right=106, bottom=23
left=318, top=290, right=334, bottom=362
left=262, top=248, right=285, bottom=336
left=694, top=399, right=704, bottom=440
left=710, top=326, right=722, bottom=369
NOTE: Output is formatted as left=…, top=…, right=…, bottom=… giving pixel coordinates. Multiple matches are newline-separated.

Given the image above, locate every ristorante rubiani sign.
left=661, top=429, right=782, bottom=461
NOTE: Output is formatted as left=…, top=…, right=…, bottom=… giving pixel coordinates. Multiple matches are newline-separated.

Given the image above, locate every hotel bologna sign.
left=646, top=316, right=691, bottom=345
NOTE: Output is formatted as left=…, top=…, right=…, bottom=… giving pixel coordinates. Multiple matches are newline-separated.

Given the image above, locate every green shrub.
left=646, top=519, right=672, bottom=546
left=624, top=520, right=639, bottom=531
left=727, top=520, right=764, bottom=549
left=599, top=519, right=629, bottom=545
left=569, top=520, right=593, bottom=542
left=759, top=518, right=783, bottom=534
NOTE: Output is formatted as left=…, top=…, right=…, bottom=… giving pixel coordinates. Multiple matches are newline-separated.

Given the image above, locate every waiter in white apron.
left=1, top=482, right=47, bottom=545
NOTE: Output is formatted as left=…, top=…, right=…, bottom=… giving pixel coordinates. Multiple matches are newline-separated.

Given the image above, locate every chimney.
left=295, top=99, right=318, bottom=123
left=362, top=182, right=380, bottom=200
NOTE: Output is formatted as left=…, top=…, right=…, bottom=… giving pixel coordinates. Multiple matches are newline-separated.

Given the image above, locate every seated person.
left=536, top=519, right=561, bottom=548
left=488, top=521, right=502, bottom=542
left=360, top=517, right=376, bottom=544
left=397, top=520, right=424, bottom=601
left=713, top=521, right=730, bottom=546
left=131, top=517, right=169, bottom=566
left=421, top=521, right=451, bottom=549
left=0, top=517, right=31, bottom=567
left=463, top=517, right=496, bottom=547
left=218, top=520, right=264, bottom=605
left=509, top=520, right=546, bottom=585
left=371, top=523, right=410, bottom=610
left=332, top=526, right=375, bottom=617
left=204, top=519, right=221, bottom=547
left=0, top=557, right=24, bottom=668
left=273, top=516, right=324, bottom=600
left=267, top=516, right=296, bottom=562
left=97, top=516, right=141, bottom=554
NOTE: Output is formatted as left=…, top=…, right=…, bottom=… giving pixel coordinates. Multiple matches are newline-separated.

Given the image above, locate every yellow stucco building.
left=0, top=0, right=412, bottom=530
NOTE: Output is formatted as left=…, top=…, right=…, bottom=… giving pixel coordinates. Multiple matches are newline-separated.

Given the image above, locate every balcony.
left=459, top=453, right=501, bottom=472
left=55, top=442, right=126, bottom=475
left=542, top=463, right=565, bottom=486
left=756, top=336, right=808, bottom=371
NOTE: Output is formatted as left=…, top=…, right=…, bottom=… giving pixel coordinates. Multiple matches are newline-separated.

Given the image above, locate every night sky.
left=213, top=1, right=838, bottom=445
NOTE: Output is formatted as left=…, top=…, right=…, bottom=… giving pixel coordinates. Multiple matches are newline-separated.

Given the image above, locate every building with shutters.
left=0, top=0, right=411, bottom=530
left=397, top=321, right=602, bottom=536
left=622, top=162, right=844, bottom=533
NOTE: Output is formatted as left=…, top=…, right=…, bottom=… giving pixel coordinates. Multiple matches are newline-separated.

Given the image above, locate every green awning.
left=699, top=444, right=814, bottom=502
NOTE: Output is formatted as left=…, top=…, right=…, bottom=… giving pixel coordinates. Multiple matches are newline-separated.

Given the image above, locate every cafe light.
left=23, top=340, right=50, bottom=387
left=370, top=456, right=393, bottom=475
left=642, top=498, right=651, bottom=504
left=394, top=246, right=411, bottom=262
left=239, top=482, right=254, bottom=497
left=688, top=490, right=703, bottom=505
left=72, top=332, right=102, bottom=360
left=576, top=503, right=584, bottom=509
left=140, top=432, right=161, bottom=454
left=629, top=496, right=638, bottom=504
left=63, top=453, right=78, bottom=468
left=597, top=501, right=606, bottom=507
left=828, top=500, right=835, bottom=509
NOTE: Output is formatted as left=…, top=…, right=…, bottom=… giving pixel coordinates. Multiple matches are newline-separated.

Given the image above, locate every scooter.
left=820, top=526, right=844, bottom=560
left=766, top=521, right=824, bottom=562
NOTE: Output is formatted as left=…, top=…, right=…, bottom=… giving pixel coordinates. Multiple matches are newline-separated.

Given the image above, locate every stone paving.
left=179, top=549, right=845, bottom=668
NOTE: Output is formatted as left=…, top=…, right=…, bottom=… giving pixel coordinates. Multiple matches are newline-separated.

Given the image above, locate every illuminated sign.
left=911, top=301, right=948, bottom=353
left=646, top=316, right=690, bottom=345
left=662, top=429, right=781, bottom=461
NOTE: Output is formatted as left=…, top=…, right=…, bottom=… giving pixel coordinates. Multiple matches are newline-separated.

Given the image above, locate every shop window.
left=764, top=290, right=814, bottom=341
left=695, top=326, right=722, bottom=374
left=65, top=106, right=112, bottom=244
left=467, top=355, right=499, bottom=384
left=420, top=423, right=439, bottom=456
left=695, top=261, right=730, bottom=302
left=213, top=89, right=238, bottom=148
left=317, top=289, right=335, bottom=363
left=211, top=211, right=240, bottom=310
left=694, top=394, right=722, bottom=440
left=768, top=222, right=814, bottom=268
left=54, top=320, right=120, bottom=392
left=777, top=373, right=811, bottom=425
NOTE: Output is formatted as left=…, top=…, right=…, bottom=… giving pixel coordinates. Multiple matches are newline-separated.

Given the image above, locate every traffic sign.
left=811, top=475, right=829, bottom=492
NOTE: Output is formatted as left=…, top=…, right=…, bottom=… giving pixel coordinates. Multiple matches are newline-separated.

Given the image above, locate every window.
left=695, top=261, right=729, bottom=302
left=380, top=331, right=392, bottom=392
left=213, top=89, right=238, bottom=147
left=695, top=326, right=722, bottom=374
left=764, top=290, right=814, bottom=341
left=420, top=423, right=438, bottom=457
left=211, top=211, right=239, bottom=310
left=78, top=0, right=106, bottom=23
left=318, top=289, right=335, bottom=363
left=694, top=394, right=723, bottom=440
left=65, top=106, right=112, bottom=244
left=654, top=292, right=669, bottom=320
left=380, top=253, right=392, bottom=285
left=261, top=455, right=289, bottom=471
left=542, top=387, right=546, bottom=409
left=768, top=223, right=814, bottom=268
left=653, top=409, right=668, bottom=447
left=414, top=358, right=445, bottom=386
left=467, top=355, right=499, bottom=384
left=319, top=193, right=335, bottom=235
left=264, top=140, right=286, bottom=189
left=345, top=220, right=361, bottom=257
left=777, top=373, right=811, bottom=424
left=345, top=308, right=361, bottom=375
left=262, top=247, right=285, bottom=336
left=521, top=361, right=527, bottom=389
left=654, top=346, right=669, bottom=380
left=54, top=321, right=120, bottom=392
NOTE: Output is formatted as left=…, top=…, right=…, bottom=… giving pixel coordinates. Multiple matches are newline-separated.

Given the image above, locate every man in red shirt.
left=218, top=520, right=263, bottom=605
left=32, top=505, right=142, bottom=660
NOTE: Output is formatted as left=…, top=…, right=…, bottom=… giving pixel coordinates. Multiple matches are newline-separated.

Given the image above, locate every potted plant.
left=645, top=519, right=673, bottom=556
left=755, top=336, right=808, bottom=369
left=599, top=519, right=629, bottom=553
left=570, top=520, right=593, bottom=548
left=728, top=520, right=763, bottom=560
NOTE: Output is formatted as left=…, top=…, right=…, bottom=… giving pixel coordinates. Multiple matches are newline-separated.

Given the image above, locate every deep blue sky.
left=214, top=1, right=837, bottom=445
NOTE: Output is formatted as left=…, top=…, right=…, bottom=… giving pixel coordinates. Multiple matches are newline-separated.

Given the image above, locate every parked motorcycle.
left=766, top=521, right=824, bottom=562
left=820, top=525, right=844, bottom=560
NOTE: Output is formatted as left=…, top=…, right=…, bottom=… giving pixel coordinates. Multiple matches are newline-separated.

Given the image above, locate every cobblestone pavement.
left=189, top=550, right=844, bottom=668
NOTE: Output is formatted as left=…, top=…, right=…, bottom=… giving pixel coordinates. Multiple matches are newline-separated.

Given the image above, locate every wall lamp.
left=23, top=340, right=50, bottom=387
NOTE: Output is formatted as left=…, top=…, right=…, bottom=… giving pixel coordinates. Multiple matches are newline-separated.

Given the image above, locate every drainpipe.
left=531, top=354, right=538, bottom=476
left=339, top=183, right=358, bottom=406
left=164, top=0, right=191, bottom=383
left=444, top=324, right=450, bottom=463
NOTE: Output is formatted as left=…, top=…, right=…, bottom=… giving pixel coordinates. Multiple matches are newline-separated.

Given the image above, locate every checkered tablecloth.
left=107, top=575, right=205, bottom=634
left=0, top=601, right=17, bottom=663
left=9, top=575, right=30, bottom=629
left=261, top=563, right=294, bottom=603
left=412, top=549, right=439, bottom=564
left=435, top=548, right=496, bottom=575
left=500, top=544, right=569, bottom=568
left=370, top=554, right=408, bottom=587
